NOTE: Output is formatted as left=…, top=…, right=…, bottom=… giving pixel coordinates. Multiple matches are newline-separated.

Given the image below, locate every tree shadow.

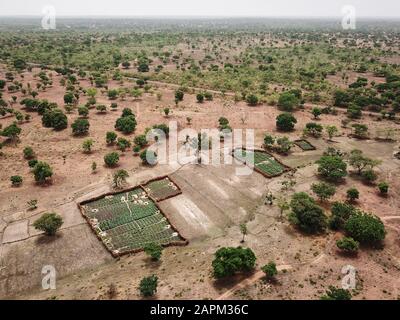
left=35, top=233, right=62, bottom=245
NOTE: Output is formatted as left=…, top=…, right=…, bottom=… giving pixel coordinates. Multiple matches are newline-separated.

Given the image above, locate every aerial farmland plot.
left=79, top=186, right=186, bottom=256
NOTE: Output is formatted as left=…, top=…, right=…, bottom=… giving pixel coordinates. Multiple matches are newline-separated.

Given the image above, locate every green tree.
left=117, top=137, right=131, bottom=152
left=134, top=134, right=148, bottom=148
left=336, top=237, right=359, bottom=254
left=10, top=175, right=23, bottom=187
left=113, top=169, right=129, bottom=188
left=346, top=188, right=359, bottom=202
left=326, top=125, right=338, bottom=140
left=276, top=113, right=297, bottom=131
left=33, top=213, right=63, bottom=236
left=82, top=139, right=94, bottom=153
left=311, top=107, right=322, bottom=119
left=23, top=146, right=35, bottom=159
left=78, top=105, right=89, bottom=118
left=345, top=212, right=386, bottom=245
left=140, top=149, right=157, bottom=165
left=139, top=275, right=158, bottom=297
left=1, top=122, right=22, bottom=141
left=33, top=161, right=53, bottom=183
left=196, top=93, right=204, bottom=103
left=349, top=149, right=380, bottom=175
left=144, top=242, right=163, bottom=261
left=71, top=118, right=90, bottom=135
left=175, top=89, right=184, bottom=102
left=311, top=182, right=336, bottom=202
left=289, top=192, right=327, bottom=233
left=104, top=152, right=120, bottom=167
left=212, top=247, right=256, bottom=279
left=261, top=262, right=278, bottom=280
left=377, top=182, right=389, bottom=195
left=106, top=131, right=118, bottom=145
left=239, top=223, right=248, bottom=243
left=278, top=92, right=299, bottom=112
left=115, top=115, right=136, bottom=134
left=246, top=94, right=259, bottom=106
left=316, top=155, right=347, bottom=182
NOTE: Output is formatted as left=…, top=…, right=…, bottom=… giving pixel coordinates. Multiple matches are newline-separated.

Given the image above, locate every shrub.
left=278, top=92, right=299, bottom=112
left=321, top=286, right=352, bottom=300
left=134, top=134, right=148, bottom=148
left=261, top=262, right=278, bottom=279
left=304, top=122, right=323, bottom=137
left=196, top=93, right=204, bottom=103
left=42, top=109, right=68, bottom=130
left=276, top=113, right=297, bottom=131
left=336, top=237, right=359, bottom=254
left=115, top=115, right=136, bottom=134
left=71, top=118, right=90, bottom=135
left=246, top=94, right=259, bottom=106
left=346, top=188, right=359, bottom=202
left=361, top=169, right=378, bottom=183
left=117, top=137, right=131, bottom=152
left=106, top=131, right=117, bottom=145
left=33, top=161, right=53, bottom=183
left=28, top=159, right=39, bottom=168
left=10, top=175, right=23, bottom=186
left=1, top=122, right=22, bottom=141
left=311, top=182, right=336, bottom=202
left=23, top=146, right=35, bottom=159
left=82, top=139, right=94, bottom=153
left=212, top=247, right=256, bottom=279
left=377, top=182, right=389, bottom=195
left=289, top=192, right=327, bottom=233
left=78, top=105, right=89, bottom=117
left=104, top=152, right=120, bottom=167
left=345, top=212, right=386, bottom=245
left=33, top=213, right=63, bottom=236
left=139, top=275, right=158, bottom=297
left=175, top=89, right=184, bottom=102
left=329, top=202, right=356, bottom=230
left=316, top=155, right=347, bottom=182
left=144, top=242, right=163, bottom=261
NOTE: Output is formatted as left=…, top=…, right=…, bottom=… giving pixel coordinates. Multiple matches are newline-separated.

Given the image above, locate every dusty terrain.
left=1, top=65, right=400, bottom=300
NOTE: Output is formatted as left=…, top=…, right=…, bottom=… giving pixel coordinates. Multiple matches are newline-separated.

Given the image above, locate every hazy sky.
left=1, top=0, right=400, bottom=17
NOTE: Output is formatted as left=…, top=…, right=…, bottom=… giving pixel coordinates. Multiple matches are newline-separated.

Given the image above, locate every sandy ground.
left=0, top=66, right=400, bottom=300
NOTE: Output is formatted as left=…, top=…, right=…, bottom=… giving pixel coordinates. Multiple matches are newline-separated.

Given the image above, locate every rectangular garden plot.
left=294, top=139, right=316, bottom=151
left=233, top=148, right=290, bottom=178
left=142, top=176, right=182, bottom=202
left=79, top=186, right=187, bottom=257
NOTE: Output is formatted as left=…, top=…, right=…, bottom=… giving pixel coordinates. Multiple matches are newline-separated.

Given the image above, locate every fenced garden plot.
left=294, top=139, right=316, bottom=151
left=142, top=176, right=182, bottom=202
left=233, top=148, right=290, bottom=178
left=79, top=185, right=187, bottom=257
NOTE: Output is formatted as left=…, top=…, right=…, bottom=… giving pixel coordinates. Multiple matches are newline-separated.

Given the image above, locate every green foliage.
left=32, top=161, right=53, bottom=183
left=311, top=107, right=322, bottom=119
left=175, top=89, right=184, bottom=102
left=106, top=131, right=117, bottom=144
left=23, top=146, right=34, bottom=159
left=304, top=122, right=323, bottom=137
left=42, top=109, right=68, bottom=130
left=321, top=286, right=352, bottom=300
left=71, top=118, right=90, bottom=135
left=117, top=137, right=131, bottom=152
left=261, top=262, right=278, bottom=279
left=104, top=152, right=120, bottom=167
left=134, top=134, right=148, bottom=148
left=278, top=92, right=299, bottom=112
left=33, top=212, right=63, bottom=236
left=113, top=169, right=129, bottom=188
left=348, top=149, right=380, bottom=175
left=144, top=242, right=163, bottom=261
left=336, top=237, right=359, bottom=254
left=316, top=155, right=347, bottom=182
left=139, top=275, right=158, bottom=297
left=140, top=149, right=157, bottom=165
left=246, top=94, right=259, bottom=106
left=377, top=182, right=389, bottom=195
left=78, top=105, right=89, bottom=117
left=289, top=192, right=327, bottom=233
left=1, top=122, right=22, bottom=141
left=82, top=139, right=94, bottom=153
left=276, top=113, right=297, bottom=131
left=10, top=175, right=23, bottom=186
left=311, top=182, right=336, bottom=202
left=346, top=188, right=359, bottom=202
left=345, top=212, right=386, bottom=245
left=212, top=247, right=256, bottom=279
left=115, top=115, right=136, bottom=134
left=361, top=169, right=378, bottom=183
left=329, top=202, right=356, bottom=230
left=196, top=93, right=204, bottom=103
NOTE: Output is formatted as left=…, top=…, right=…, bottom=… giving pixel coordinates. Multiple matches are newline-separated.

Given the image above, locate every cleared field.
left=294, top=139, right=316, bottom=151
left=233, top=148, right=288, bottom=177
left=142, top=176, right=182, bottom=201
left=80, top=186, right=185, bottom=256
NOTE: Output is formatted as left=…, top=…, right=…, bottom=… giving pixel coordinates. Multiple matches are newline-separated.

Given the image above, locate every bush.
left=134, top=134, right=148, bottom=148
left=289, top=192, right=327, bottom=233
left=115, top=115, right=136, bottom=134
left=104, top=152, right=120, bottom=167
left=246, top=94, right=259, bottom=106
left=144, top=242, right=163, bottom=261
left=78, top=105, right=89, bottom=117
left=82, top=139, right=94, bottom=153
left=33, top=213, right=63, bottom=236
left=329, top=202, right=356, bottom=230
left=117, top=137, right=131, bottom=152
left=346, top=188, right=359, bottom=202
left=23, top=146, right=35, bottom=159
left=336, top=237, right=359, bottom=254
left=175, top=89, right=184, bottom=102
left=261, top=262, right=278, bottom=279
left=139, top=275, right=158, bottom=297
left=276, top=113, right=297, bottom=131
left=42, top=109, right=68, bottom=130
left=1, top=122, right=22, bottom=140
left=321, top=286, right=351, bottom=300
left=28, top=159, right=39, bottom=168
left=71, top=118, right=90, bottom=135
left=10, top=175, right=23, bottom=186
left=378, top=182, right=389, bottom=195
left=278, top=92, right=299, bottom=112
left=361, top=169, right=378, bottom=183
left=33, top=161, right=53, bottom=183
left=106, top=131, right=117, bottom=144
left=345, top=212, right=386, bottom=245
left=212, top=247, right=256, bottom=279
left=316, top=155, right=347, bottom=182
left=196, top=93, right=204, bottom=103
left=311, top=182, right=336, bottom=202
